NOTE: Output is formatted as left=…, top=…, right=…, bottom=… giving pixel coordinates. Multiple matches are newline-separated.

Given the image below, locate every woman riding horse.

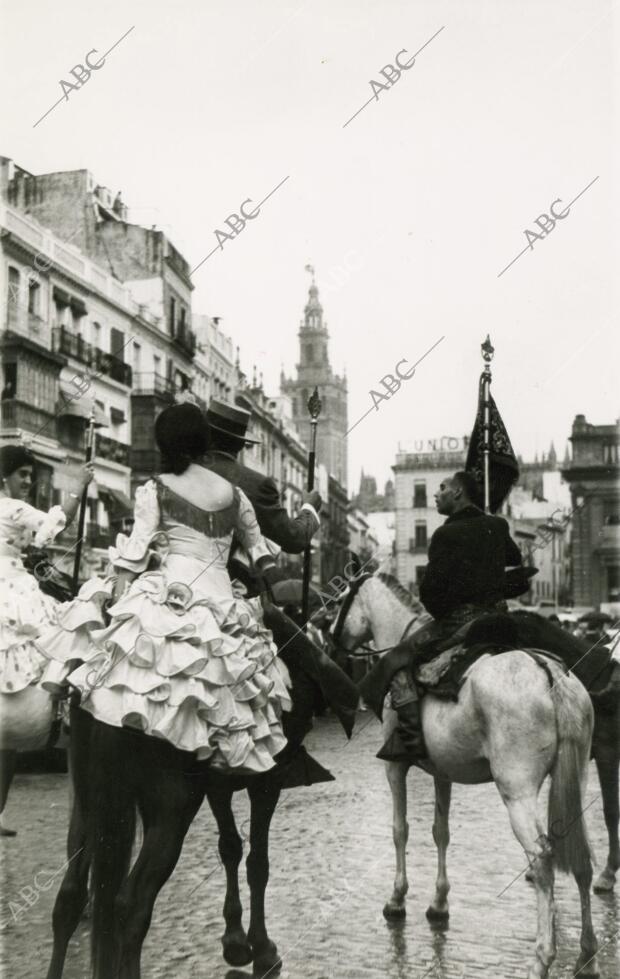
left=38, top=403, right=332, bottom=979
left=0, top=444, right=93, bottom=836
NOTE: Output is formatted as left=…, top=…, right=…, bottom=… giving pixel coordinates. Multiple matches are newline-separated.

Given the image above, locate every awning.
left=57, top=380, right=108, bottom=427
left=69, top=296, right=88, bottom=316
left=98, top=485, right=133, bottom=516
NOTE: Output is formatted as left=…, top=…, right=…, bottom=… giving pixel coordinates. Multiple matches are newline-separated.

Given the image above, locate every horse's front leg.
left=426, top=777, right=452, bottom=924
left=246, top=779, right=281, bottom=975
left=383, top=754, right=410, bottom=920
left=204, top=780, right=252, bottom=967
left=592, top=703, right=620, bottom=892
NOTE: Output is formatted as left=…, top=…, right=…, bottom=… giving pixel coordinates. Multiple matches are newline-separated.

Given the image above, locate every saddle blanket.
left=415, top=643, right=563, bottom=701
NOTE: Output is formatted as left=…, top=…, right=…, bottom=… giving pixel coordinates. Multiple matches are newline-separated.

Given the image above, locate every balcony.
left=95, top=434, right=130, bottom=466
left=52, top=326, right=133, bottom=386
left=171, top=322, right=197, bottom=358
left=132, top=372, right=176, bottom=399
left=5, top=303, right=48, bottom=345
left=1, top=398, right=56, bottom=435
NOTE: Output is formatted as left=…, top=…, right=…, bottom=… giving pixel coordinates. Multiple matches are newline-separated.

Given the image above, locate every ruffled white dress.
left=38, top=475, right=292, bottom=773
left=0, top=498, right=66, bottom=694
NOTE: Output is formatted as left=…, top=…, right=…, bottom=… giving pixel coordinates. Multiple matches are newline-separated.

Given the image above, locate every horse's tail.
left=547, top=666, right=594, bottom=880
left=90, top=723, right=136, bottom=979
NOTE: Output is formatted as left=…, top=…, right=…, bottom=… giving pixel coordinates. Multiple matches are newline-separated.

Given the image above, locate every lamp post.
left=301, top=386, right=322, bottom=627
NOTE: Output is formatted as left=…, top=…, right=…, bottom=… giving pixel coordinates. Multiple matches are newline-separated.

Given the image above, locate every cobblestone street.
left=1, top=712, right=618, bottom=979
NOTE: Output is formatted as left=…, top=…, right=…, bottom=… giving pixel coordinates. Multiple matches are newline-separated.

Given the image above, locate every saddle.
left=414, top=612, right=616, bottom=703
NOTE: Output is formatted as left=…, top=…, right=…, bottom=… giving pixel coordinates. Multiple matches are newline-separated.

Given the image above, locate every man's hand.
left=303, top=489, right=322, bottom=512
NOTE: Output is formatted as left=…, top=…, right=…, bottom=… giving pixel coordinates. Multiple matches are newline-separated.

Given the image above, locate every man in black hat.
left=199, top=398, right=359, bottom=771
left=202, top=399, right=322, bottom=551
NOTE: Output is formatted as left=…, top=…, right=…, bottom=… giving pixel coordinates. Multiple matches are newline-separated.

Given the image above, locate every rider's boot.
left=376, top=669, right=427, bottom=762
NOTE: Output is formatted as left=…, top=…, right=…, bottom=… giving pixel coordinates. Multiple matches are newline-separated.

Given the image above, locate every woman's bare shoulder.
left=159, top=464, right=234, bottom=511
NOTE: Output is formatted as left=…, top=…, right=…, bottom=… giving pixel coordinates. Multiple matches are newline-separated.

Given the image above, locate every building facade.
left=392, top=438, right=468, bottom=591
left=281, top=271, right=348, bottom=488
left=562, top=414, right=620, bottom=611
left=192, top=314, right=238, bottom=407
left=1, top=157, right=197, bottom=572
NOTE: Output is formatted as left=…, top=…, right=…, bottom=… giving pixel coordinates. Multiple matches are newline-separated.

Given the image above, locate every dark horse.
left=45, top=700, right=312, bottom=979
left=509, top=612, right=620, bottom=892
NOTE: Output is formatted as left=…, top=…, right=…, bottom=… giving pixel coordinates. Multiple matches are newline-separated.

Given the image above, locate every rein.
left=331, top=572, right=418, bottom=656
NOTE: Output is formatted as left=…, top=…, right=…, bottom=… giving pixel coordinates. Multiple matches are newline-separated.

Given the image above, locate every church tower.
left=281, top=268, right=348, bottom=488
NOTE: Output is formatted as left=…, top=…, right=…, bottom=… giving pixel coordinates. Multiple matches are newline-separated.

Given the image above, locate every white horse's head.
left=331, top=572, right=424, bottom=655
left=330, top=573, right=375, bottom=652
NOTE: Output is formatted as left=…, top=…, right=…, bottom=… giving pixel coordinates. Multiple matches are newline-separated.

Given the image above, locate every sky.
left=1, top=0, right=617, bottom=489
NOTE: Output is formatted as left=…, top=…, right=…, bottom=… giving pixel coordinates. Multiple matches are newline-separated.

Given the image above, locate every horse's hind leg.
left=383, top=760, right=409, bottom=919
left=500, top=791, right=556, bottom=979
left=115, top=770, right=203, bottom=979
left=46, top=702, right=92, bottom=979
left=246, top=779, right=281, bottom=975
left=592, top=704, right=620, bottom=892
left=426, top=777, right=451, bottom=925
left=46, top=800, right=90, bottom=979
left=205, top=779, right=252, bottom=967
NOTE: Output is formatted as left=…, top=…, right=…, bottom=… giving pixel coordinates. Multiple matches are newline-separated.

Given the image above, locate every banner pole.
left=71, top=403, right=96, bottom=595
left=480, top=335, right=495, bottom=514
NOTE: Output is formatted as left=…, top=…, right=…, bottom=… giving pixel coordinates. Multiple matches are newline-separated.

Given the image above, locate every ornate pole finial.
left=308, top=386, right=322, bottom=421
left=481, top=334, right=494, bottom=359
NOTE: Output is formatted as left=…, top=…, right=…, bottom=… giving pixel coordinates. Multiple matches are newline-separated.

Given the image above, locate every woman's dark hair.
left=0, top=444, right=35, bottom=480
left=155, top=404, right=208, bottom=475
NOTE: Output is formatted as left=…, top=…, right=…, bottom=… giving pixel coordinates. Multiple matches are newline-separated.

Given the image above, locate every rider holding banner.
left=362, top=469, right=524, bottom=761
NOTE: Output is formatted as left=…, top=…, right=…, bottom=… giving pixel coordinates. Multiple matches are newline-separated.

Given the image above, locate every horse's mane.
left=376, top=573, right=423, bottom=612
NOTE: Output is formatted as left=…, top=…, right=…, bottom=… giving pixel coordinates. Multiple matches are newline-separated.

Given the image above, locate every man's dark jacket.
left=360, top=505, right=522, bottom=717
left=199, top=450, right=359, bottom=738
left=420, top=505, right=523, bottom=620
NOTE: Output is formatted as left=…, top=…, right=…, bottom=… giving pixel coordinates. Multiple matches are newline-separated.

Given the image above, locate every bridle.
left=331, top=572, right=418, bottom=656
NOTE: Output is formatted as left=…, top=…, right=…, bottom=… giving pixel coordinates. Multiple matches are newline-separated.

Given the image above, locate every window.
left=413, top=481, right=427, bottom=508
left=153, top=354, right=162, bottom=378
left=110, top=327, right=125, bottom=360
left=133, top=342, right=142, bottom=373
left=28, top=279, right=40, bottom=314
left=8, top=266, right=20, bottom=305
left=415, top=522, right=428, bottom=548
left=306, top=344, right=314, bottom=363
left=92, top=321, right=102, bottom=349
left=603, top=443, right=619, bottom=464
left=2, top=363, right=17, bottom=400
left=169, top=297, right=176, bottom=333
left=608, top=566, right=620, bottom=601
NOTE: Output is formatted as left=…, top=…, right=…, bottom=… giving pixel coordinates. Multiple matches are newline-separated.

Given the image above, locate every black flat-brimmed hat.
left=206, top=399, right=260, bottom=445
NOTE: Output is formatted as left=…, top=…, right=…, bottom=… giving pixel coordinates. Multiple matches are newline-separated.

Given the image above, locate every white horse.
left=0, top=685, right=59, bottom=832
left=332, top=572, right=599, bottom=979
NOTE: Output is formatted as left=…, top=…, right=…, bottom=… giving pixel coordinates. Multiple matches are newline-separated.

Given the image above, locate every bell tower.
left=281, top=267, right=348, bottom=488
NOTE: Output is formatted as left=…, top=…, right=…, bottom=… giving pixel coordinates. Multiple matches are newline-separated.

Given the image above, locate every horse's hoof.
left=252, top=940, right=281, bottom=976
left=426, top=905, right=449, bottom=925
left=593, top=868, right=616, bottom=893
left=383, top=902, right=406, bottom=920
left=222, top=935, right=253, bottom=967
left=574, top=955, right=599, bottom=978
